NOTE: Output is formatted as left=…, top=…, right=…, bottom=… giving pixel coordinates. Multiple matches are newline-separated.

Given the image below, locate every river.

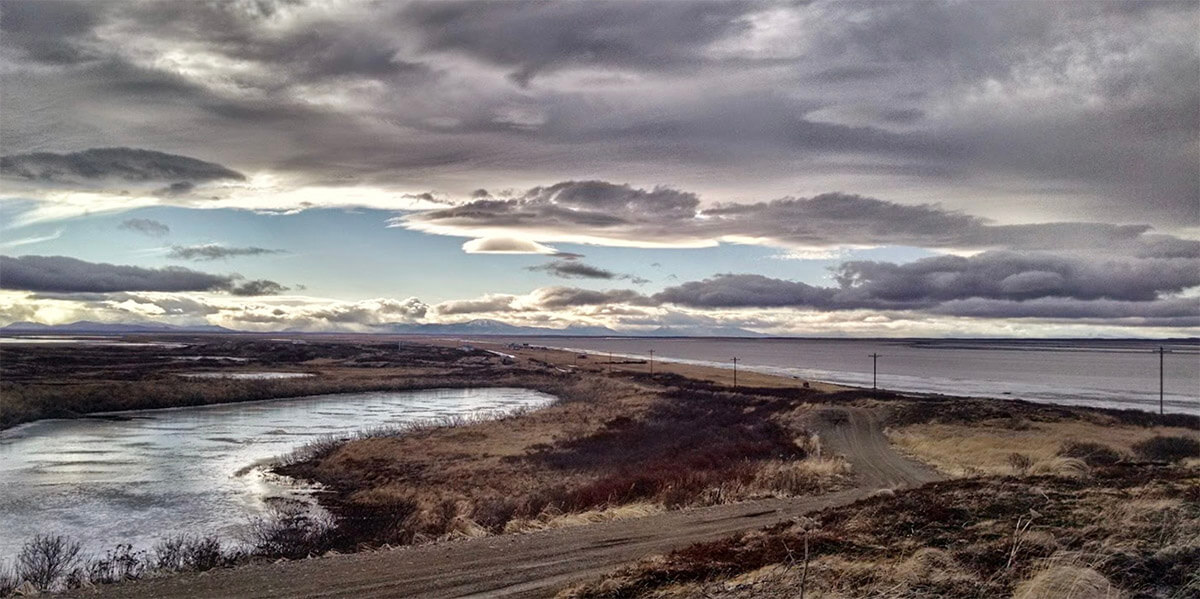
left=0, top=387, right=554, bottom=562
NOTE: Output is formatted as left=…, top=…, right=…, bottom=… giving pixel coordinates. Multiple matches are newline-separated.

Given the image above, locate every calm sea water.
left=0, top=388, right=554, bottom=562
left=488, top=337, right=1199, bottom=416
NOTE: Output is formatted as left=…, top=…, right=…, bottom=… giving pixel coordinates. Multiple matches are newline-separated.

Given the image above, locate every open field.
left=564, top=465, right=1199, bottom=599
left=889, top=419, right=1200, bottom=477
left=558, top=389, right=1200, bottom=598
left=2, top=336, right=1197, bottom=597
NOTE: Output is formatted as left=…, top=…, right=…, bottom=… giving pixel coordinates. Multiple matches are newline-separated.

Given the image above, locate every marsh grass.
left=276, top=409, right=536, bottom=467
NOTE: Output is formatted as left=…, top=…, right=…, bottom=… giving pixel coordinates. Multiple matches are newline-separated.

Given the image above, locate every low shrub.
left=1057, top=441, right=1123, bottom=467
left=471, top=497, right=521, bottom=532
left=337, top=491, right=421, bottom=545
left=153, top=535, right=230, bottom=572
left=1131, top=435, right=1200, bottom=462
left=83, top=544, right=145, bottom=585
left=0, top=565, right=18, bottom=597
left=246, top=504, right=336, bottom=559
left=16, top=534, right=81, bottom=591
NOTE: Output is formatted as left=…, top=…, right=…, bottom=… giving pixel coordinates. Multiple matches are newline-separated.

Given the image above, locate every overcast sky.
left=1, top=0, right=1197, bottom=336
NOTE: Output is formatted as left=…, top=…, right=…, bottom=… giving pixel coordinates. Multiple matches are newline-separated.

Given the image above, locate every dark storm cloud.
left=0, top=148, right=245, bottom=184
left=650, top=251, right=1200, bottom=316
left=526, top=257, right=649, bottom=284
left=0, top=255, right=286, bottom=295
left=809, top=65, right=891, bottom=83
left=167, top=244, right=285, bottom=261
left=228, top=279, right=290, bottom=297
left=404, top=0, right=756, bottom=85
left=532, top=286, right=650, bottom=309
left=927, top=297, right=1200, bottom=326
left=2, top=1, right=1195, bottom=225
left=408, top=183, right=1194, bottom=256
left=529, top=260, right=618, bottom=280
left=0, top=0, right=105, bottom=64
left=157, top=181, right=195, bottom=196
left=829, top=252, right=1200, bottom=305
left=118, top=218, right=170, bottom=237
left=407, top=181, right=700, bottom=240
left=654, top=275, right=835, bottom=309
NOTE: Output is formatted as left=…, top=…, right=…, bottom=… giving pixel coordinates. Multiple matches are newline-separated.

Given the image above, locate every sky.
left=0, top=0, right=1197, bottom=337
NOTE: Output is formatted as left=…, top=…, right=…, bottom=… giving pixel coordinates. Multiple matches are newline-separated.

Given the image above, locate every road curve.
left=67, top=407, right=938, bottom=599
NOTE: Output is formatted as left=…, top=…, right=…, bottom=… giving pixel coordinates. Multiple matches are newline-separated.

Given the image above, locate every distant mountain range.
left=376, top=319, right=765, bottom=337
left=1, top=318, right=765, bottom=337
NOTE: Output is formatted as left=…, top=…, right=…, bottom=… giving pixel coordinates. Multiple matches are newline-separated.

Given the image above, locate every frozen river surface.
left=0, top=387, right=555, bottom=562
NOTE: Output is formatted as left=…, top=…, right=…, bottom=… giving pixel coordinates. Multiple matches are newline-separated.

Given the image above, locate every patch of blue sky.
left=2, top=204, right=941, bottom=302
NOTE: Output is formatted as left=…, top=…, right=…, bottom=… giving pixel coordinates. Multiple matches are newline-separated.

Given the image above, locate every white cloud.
left=461, top=237, right=560, bottom=254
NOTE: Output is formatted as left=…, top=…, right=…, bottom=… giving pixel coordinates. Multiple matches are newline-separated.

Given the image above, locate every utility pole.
left=648, top=350, right=655, bottom=376
left=732, top=357, right=739, bottom=389
left=608, top=351, right=613, bottom=374
left=869, top=353, right=880, bottom=390
left=1156, top=346, right=1170, bottom=416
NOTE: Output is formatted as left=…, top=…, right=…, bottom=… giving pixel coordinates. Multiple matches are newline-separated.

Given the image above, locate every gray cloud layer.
left=2, top=1, right=1195, bottom=224
left=118, top=218, right=170, bottom=237
left=429, top=250, right=1200, bottom=325
left=406, top=182, right=1198, bottom=257
left=167, top=244, right=284, bottom=261
left=654, top=252, right=1200, bottom=311
left=0, top=148, right=245, bottom=184
left=528, top=259, right=619, bottom=280
left=639, top=251, right=1200, bottom=326
left=526, top=256, right=649, bottom=284
left=0, top=255, right=287, bottom=296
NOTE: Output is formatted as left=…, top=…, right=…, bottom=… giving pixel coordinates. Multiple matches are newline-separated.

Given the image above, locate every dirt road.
left=70, top=408, right=937, bottom=599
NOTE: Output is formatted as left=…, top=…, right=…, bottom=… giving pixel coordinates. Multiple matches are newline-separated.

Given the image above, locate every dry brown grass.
left=887, top=420, right=1199, bottom=477
left=278, top=371, right=852, bottom=549
left=562, top=465, right=1200, bottom=599
left=1012, top=565, right=1122, bottom=599
left=503, top=503, right=666, bottom=535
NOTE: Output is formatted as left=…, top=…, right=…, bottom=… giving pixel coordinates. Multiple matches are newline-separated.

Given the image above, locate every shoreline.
left=0, top=385, right=552, bottom=438
left=483, top=340, right=1200, bottom=416
left=4, top=337, right=1197, bottom=433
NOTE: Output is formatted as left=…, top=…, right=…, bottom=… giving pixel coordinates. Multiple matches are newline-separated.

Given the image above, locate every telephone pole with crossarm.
left=869, top=353, right=880, bottom=390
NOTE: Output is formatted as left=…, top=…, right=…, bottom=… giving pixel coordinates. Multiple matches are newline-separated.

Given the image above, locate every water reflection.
left=0, top=388, right=554, bottom=561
